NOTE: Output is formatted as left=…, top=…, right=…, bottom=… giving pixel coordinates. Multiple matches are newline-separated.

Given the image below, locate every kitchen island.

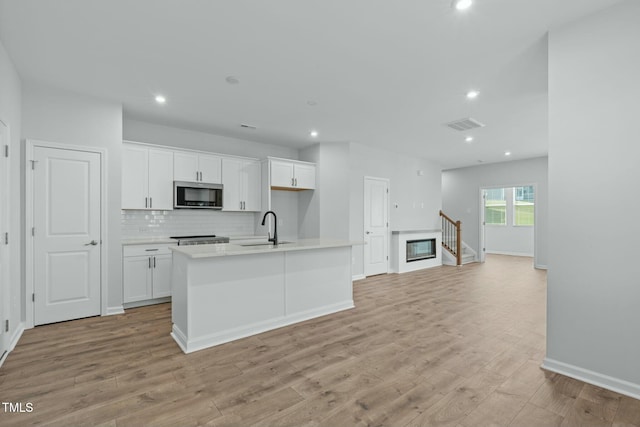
left=170, top=239, right=355, bottom=353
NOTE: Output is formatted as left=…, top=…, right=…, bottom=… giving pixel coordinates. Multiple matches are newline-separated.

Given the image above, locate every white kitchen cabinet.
left=270, top=159, right=316, bottom=190
left=123, top=244, right=172, bottom=305
left=222, top=157, right=261, bottom=211
left=122, top=143, right=174, bottom=210
left=174, top=151, right=221, bottom=184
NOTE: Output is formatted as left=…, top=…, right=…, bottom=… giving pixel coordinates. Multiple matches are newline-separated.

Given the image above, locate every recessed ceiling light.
left=310, top=130, right=319, bottom=138
left=505, top=151, right=512, bottom=156
left=155, top=95, right=166, bottom=104
left=465, top=136, right=474, bottom=143
left=225, top=76, right=240, bottom=84
left=453, top=0, right=473, bottom=11
left=466, top=90, right=480, bottom=99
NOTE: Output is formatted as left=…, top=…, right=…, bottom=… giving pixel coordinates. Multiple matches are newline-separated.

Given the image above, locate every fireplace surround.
left=391, top=230, right=441, bottom=273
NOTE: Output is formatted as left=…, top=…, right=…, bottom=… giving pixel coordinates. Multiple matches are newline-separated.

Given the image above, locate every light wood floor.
left=1, top=255, right=639, bottom=426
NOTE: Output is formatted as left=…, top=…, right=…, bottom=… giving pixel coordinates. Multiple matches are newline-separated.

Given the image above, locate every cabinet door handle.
left=148, top=257, right=151, bottom=268
left=153, top=256, right=156, bottom=268
left=145, top=197, right=148, bottom=208
left=295, top=178, right=298, bottom=186
left=243, top=201, right=246, bottom=210
left=291, top=177, right=294, bottom=186
left=150, top=197, right=152, bottom=208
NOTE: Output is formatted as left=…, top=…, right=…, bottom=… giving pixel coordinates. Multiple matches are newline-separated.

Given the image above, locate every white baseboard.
left=9, top=321, right=24, bottom=352
left=486, top=250, right=533, bottom=257
left=535, top=263, right=548, bottom=270
left=123, top=297, right=170, bottom=310
left=106, top=305, right=125, bottom=316
left=1, top=321, right=25, bottom=368
left=542, top=357, right=640, bottom=400
left=174, top=300, right=355, bottom=354
left=171, top=325, right=189, bottom=353
left=352, top=274, right=366, bottom=281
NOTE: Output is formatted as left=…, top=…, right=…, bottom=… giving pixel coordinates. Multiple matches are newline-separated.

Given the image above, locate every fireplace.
left=406, top=238, right=436, bottom=262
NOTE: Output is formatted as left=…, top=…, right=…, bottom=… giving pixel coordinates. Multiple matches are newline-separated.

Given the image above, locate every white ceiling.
left=0, top=0, right=624, bottom=168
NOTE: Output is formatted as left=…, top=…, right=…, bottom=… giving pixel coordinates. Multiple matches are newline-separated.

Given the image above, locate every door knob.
left=85, top=240, right=98, bottom=246
left=365, top=231, right=371, bottom=235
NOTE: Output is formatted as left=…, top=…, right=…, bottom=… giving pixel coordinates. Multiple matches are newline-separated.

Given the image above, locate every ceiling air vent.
left=445, top=117, right=485, bottom=131
left=240, top=123, right=257, bottom=130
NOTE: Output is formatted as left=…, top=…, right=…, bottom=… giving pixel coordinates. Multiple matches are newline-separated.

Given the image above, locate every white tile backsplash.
left=121, top=209, right=257, bottom=238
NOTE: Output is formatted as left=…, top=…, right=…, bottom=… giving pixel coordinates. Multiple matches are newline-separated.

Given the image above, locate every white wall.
left=22, top=84, right=124, bottom=313
left=485, top=225, right=534, bottom=257
left=546, top=0, right=640, bottom=397
left=124, top=118, right=297, bottom=160
left=298, top=144, right=320, bottom=238
left=442, top=157, right=548, bottom=268
left=299, top=143, right=350, bottom=240
left=0, top=39, right=22, bottom=351
left=349, top=142, right=442, bottom=278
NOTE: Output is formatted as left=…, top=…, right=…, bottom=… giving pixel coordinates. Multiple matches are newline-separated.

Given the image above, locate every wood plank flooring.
left=1, top=255, right=639, bottom=426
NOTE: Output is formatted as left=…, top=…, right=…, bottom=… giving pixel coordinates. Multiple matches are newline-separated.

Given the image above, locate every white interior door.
left=33, top=146, right=101, bottom=325
left=0, top=120, right=9, bottom=358
left=364, top=177, right=389, bottom=276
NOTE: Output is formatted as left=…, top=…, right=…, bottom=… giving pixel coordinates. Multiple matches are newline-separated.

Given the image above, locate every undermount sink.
left=240, top=241, right=294, bottom=247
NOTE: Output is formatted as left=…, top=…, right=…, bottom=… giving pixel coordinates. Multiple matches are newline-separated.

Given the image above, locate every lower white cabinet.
left=123, top=244, right=172, bottom=304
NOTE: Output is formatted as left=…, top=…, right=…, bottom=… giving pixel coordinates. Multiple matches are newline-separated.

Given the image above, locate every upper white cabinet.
left=174, top=151, right=221, bottom=184
left=270, top=159, right=316, bottom=190
left=122, top=143, right=173, bottom=210
left=222, top=158, right=261, bottom=211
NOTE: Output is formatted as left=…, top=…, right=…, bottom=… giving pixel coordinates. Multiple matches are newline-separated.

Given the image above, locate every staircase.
left=442, top=241, right=477, bottom=266
left=439, top=210, right=477, bottom=266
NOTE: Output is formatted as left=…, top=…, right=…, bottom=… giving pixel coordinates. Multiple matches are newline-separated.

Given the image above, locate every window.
left=514, top=186, right=535, bottom=226
left=484, top=188, right=506, bottom=225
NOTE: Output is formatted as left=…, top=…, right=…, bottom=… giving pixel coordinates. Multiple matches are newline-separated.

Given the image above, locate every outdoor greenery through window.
left=514, top=185, right=535, bottom=226
left=484, top=188, right=506, bottom=225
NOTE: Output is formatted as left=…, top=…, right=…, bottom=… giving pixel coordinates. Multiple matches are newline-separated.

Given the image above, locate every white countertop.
left=122, top=235, right=270, bottom=246
left=170, top=238, right=360, bottom=259
left=122, top=236, right=177, bottom=245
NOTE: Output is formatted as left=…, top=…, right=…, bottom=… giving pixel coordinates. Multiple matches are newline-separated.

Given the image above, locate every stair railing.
left=439, top=210, right=462, bottom=266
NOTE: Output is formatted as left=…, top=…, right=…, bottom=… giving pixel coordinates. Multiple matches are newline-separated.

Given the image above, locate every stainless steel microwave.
left=174, top=181, right=223, bottom=209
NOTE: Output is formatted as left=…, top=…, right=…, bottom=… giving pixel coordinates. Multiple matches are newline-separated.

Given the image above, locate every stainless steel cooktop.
left=170, top=235, right=230, bottom=246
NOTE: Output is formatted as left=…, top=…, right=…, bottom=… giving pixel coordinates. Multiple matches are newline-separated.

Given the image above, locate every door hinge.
left=32, top=293, right=35, bottom=302
left=4, top=145, right=8, bottom=158
left=4, top=232, right=7, bottom=245
left=5, top=319, right=8, bottom=332
left=31, top=227, right=35, bottom=237
left=386, top=188, right=389, bottom=194
left=30, top=160, right=38, bottom=170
